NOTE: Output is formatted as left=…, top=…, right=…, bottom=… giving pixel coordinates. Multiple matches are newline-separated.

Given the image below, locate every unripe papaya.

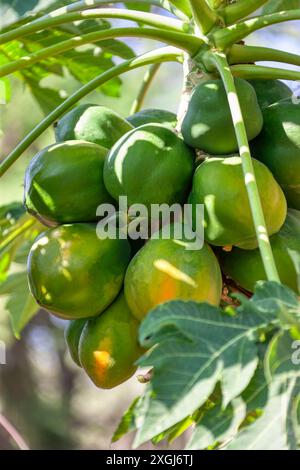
left=127, top=109, right=177, bottom=128
left=79, top=292, right=143, bottom=389
left=251, top=102, right=300, bottom=210
left=124, top=224, right=222, bottom=321
left=247, top=79, right=292, bottom=109
left=27, top=224, right=131, bottom=319
left=181, top=78, right=263, bottom=154
left=65, top=319, right=87, bottom=367
left=104, top=124, right=195, bottom=210
left=55, top=104, right=133, bottom=149
left=24, top=141, right=113, bottom=226
left=190, top=156, right=287, bottom=249
left=221, top=209, right=300, bottom=294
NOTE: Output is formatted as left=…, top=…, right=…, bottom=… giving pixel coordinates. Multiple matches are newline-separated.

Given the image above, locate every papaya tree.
left=1, top=0, right=300, bottom=450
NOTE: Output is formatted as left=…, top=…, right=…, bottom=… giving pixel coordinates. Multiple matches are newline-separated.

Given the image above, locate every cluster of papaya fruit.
left=24, top=76, right=300, bottom=389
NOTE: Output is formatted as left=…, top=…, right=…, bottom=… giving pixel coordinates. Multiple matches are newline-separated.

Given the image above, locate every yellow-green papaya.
left=27, top=224, right=131, bottom=319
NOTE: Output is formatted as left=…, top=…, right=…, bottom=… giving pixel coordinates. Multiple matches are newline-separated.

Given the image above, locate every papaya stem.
left=0, top=414, right=29, bottom=451
left=0, top=9, right=189, bottom=45
left=188, top=0, right=220, bottom=34
left=0, top=47, right=183, bottom=177
left=219, top=0, right=269, bottom=25
left=168, top=0, right=193, bottom=18
left=213, top=10, right=300, bottom=49
left=230, top=64, right=300, bottom=82
left=0, top=27, right=201, bottom=78
left=228, top=44, right=300, bottom=68
left=204, top=51, right=280, bottom=283
left=130, top=63, right=161, bottom=115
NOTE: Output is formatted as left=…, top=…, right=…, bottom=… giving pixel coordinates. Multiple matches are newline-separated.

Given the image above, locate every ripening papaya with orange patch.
left=79, top=292, right=143, bottom=389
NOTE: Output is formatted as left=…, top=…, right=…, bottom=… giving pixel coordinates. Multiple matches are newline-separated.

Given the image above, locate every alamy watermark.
left=0, top=340, right=6, bottom=365
left=95, top=196, right=204, bottom=250
left=292, top=340, right=300, bottom=365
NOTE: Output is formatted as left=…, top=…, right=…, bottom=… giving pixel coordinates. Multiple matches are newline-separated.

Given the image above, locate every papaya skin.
left=124, top=225, right=222, bottom=321
left=79, top=292, right=143, bottom=389
left=221, top=209, right=300, bottom=294
left=247, top=79, right=292, bottom=109
left=127, top=109, right=177, bottom=128
left=65, top=319, right=87, bottom=367
left=55, top=104, right=133, bottom=149
left=251, top=102, right=300, bottom=210
left=24, top=140, right=114, bottom=226
left=104, top=123, right=195, bottom=210
left=27, top=224, right=131, bottom=319
left=190, top=156, right=287, bottom=249
left=181, top=78, right=263, bottom=154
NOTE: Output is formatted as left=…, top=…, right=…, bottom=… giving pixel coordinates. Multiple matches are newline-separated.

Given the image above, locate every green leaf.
left=226, top=331, right=300, bottom=450
left=112, top=397, right=141, bottom=443
left=0, top=271, right=39, bottom=338
left=1, top=0, right=40, bottom=15
left=186, top=398, right=246, bottom=450
left=133, top=282, right=299, bottom=447
left=262, top=0, right=300, bottom=14
left=26, top=79, right=65, bottom=114
left=61, top=49, right=122, bottom=97
left=0, top=77, right=11, bottom=104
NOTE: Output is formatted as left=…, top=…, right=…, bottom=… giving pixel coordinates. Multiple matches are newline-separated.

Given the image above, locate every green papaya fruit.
left=65, top=319, right=87, bottom=367
left=79, top=292, right=143, bottom=389
left=221, top=209, right=300, bottom=294
left=247, top=79, right=292, bottom=109
left=104, top=124, right=195, bottom=210
left=55, top=104, right=133, bottom=149
left=127, top=109, right=177, bottom=128
left=190, top=156, right=287, bottom=249
left=27, top=224, right=131, bottom=319
left=24, top=141, right=113, bottom=226
left=181, top=78, right=263, bottom=154
left=124, top=224, right=222, bottom=321
left=251, top=102, right=300, bottom=210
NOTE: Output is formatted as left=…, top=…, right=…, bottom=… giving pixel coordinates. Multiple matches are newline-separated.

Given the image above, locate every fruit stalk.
left=230, top=64, right=300, bottom=82
left=213, top=9, right=300, bottom=49
left=205, top=51, right=280, bottom=283
left=219, top=0, right=269, bottom=25
left=0, top=27, right=201, bottom=78
left=188, top=0, right=220, bottom=34
left=130, top=63, right=161, bottom=115
left=0, top=46, right=183, bottom=176
left=0, top=9, right=188, bottom=45
left=228, top=45, right=300, bottom=68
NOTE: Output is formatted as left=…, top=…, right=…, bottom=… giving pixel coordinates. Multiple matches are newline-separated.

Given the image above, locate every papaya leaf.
left=0, top=18, right=134, bottom=109
left=112, top=396, right=141, bottom=443
left=151, top=415, right=193, bottom=445
left=1, top=0, right=40, bottom=16
left=133, top=282, right=299, bottom=447
left=0, top=77, right=11, bottom=105
left=226, top=331, right=300, bottom=450
left=26, top=79, right=65, bottom=114
left=186, top=397, right=246, bottom=450
left=262, top=0, right=300, bottom=14
left=0, top=271, right=39, bottom=338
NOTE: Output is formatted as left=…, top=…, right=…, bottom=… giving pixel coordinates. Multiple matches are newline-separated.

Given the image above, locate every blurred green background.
left=0, top=5, right=299, bottom=449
